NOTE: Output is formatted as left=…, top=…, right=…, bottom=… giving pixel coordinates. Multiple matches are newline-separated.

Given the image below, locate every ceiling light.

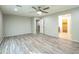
left=14, top=8, right=18, bottom=11
left=37, top=11, right=42, bottom=15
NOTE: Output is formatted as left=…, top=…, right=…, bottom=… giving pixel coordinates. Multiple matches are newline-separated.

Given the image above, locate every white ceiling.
left=0, top=5, right=79, bottom=17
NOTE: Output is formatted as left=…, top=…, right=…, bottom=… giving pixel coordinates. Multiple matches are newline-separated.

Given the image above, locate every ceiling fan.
left=16, top=5, right=22, bottom=7
left=32, top=6, right=50, bottom=14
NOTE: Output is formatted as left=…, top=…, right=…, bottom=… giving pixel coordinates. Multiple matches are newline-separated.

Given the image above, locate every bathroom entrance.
left=58, top=14, right=71, bottom=40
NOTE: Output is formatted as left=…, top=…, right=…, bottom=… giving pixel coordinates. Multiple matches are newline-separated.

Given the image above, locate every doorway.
left=36, top=19, right=44, bottom=34
left=58, top=14, right=71, bottom=40
left=36, top=20, right=40, bottom=33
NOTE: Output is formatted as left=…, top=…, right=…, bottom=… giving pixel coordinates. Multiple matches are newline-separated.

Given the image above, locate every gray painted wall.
left=42, top=7, right=79, bottom=42
left=71, top=8, right=79, bottom=42
left=43, top=15, right=58, bottom=37
left=0, top=10, right=3, bottom=43
left=3, top=15, right=33, bottom=37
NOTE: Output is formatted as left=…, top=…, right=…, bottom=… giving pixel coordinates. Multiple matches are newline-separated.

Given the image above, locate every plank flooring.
left=0, top=33, right=79, bottom=54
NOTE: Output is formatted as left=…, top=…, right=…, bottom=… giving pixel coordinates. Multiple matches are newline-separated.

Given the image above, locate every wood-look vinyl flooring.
left=0, top=34, right=79, bottom=54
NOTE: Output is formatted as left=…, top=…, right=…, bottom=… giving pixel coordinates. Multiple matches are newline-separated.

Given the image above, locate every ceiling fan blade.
left=42, top=11, right=48, bottom=13
left=32, top=6, right=37, bottom=11
left=43, top=7, right=49, bottom=10
left=38, top=6, right=41, bottom=9
left=16, top=5, right=22, bottom=7
left=39, top=9, right=48, bottom=13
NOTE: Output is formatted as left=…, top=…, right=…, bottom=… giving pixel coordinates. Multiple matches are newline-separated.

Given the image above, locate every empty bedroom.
left=0, top=5, right=79, bottom=54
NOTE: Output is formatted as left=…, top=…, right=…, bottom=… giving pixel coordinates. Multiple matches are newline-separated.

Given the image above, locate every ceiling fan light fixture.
left=14, top=8, right=18, bottom=11
left=37, top=11, right=42, bottom=15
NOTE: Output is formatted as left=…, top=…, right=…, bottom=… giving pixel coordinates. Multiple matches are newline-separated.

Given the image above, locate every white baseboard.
left=3, top=33, right=79, bottom=43
left=70, top=39, right=79, bottom=43
left=43, top=33, right=79, bottom=43
left=3, top=33, right=33, bottom=38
